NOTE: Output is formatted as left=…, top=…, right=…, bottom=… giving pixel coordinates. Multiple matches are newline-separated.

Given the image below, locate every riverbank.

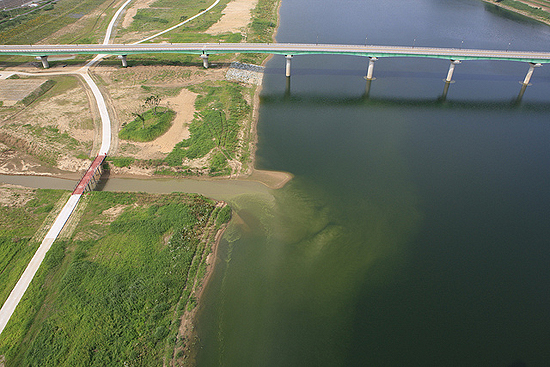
left=481, top=0, right=550, bottom=26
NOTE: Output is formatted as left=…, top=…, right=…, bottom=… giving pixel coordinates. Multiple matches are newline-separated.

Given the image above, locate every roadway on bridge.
left=2, top=43, right=550, bottom=64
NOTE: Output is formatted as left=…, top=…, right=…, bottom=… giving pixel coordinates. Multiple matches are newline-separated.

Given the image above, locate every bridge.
left=0, top=42, right=548, bottom=84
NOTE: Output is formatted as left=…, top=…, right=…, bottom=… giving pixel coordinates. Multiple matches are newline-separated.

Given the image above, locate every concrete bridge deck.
left=1, top=43, right=550, bottom=64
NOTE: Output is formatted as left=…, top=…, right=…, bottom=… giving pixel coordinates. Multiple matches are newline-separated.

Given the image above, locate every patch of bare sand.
left=206, top=0, right=259, bottom=34
left=0, top=185, right=34, bottom=207
left=57, top=156, right=92, bottom=172
left=11, top=77, right=94, bottom=142
left=244, top=169, right=293, bottom=189
left=130, top=88, right=197, bottom=159
left=121, top=0, right=157, bottom=29
left=90, top=204, right=128, bottom=224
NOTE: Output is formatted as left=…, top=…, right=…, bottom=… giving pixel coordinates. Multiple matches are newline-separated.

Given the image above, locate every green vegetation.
left=216, top=205, right=232, bottom=227
left=240, top=0, right=281, bottom=64
left=106, top=156, right=135, bottom=168
left=118, top=0, right=231, bottom=41
left=0, top=188, right=66, bottom=308
left=119, top=107, right=176, bottom=142
left=164, top=81, right=251, bottom=175
left=0, top=0, right=113, bottom=45
left=0, top=191, right=227, bottom=366
left=492, top=0, right=550, bottom=22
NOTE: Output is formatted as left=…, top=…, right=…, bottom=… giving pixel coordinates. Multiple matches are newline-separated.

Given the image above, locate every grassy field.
left=0, top=188, right=67, bottom=309
left=161, top=80, right=252, bottom=176
left=119, top=107, right=176, bottom=142
left=0, top=191, right=230, bottom=366
left=0, top=0, right=114, bottom=45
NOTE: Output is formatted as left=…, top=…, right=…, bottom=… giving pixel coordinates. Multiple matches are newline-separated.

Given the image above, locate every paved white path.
left=0, top=0, right=127, bottom=336
left=0, top=195, right=81, bottom=334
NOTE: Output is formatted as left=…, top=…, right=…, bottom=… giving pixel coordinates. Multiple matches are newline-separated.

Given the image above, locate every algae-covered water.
left=196, top=0, right=550, bottom=365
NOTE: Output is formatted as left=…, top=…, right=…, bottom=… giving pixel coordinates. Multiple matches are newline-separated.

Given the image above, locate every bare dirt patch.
left=0, top=184, right=34, bottom=207
left=0, top=79, right=47, bottom=106
left=95, top=204, right=128, bottom=224
left=0, top=74, right=93, bottom=174
left=206, top=0, right=259, bottom=34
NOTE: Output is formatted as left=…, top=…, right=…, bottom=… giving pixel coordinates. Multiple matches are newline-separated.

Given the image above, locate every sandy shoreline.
left=178, top=0, right=284, bottom=362
left=176, top=206, right=229, bottom=365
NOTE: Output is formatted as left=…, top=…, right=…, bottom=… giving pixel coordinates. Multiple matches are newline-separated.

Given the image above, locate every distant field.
left=485, top=0, right=550, bottom=24
left=0, top=0, right=32, bottom=10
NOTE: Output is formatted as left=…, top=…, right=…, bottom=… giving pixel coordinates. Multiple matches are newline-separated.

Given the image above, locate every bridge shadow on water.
left=269, top=79, right=544, bottom=111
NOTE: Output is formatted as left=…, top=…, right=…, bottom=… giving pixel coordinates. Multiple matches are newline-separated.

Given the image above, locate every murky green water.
left=3, top=1, right=549, bottom=364
left=196, top=0, right=550, bottom=366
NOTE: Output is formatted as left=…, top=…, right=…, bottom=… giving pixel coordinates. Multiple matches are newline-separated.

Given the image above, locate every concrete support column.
left=364, top=79, right=372, bottom=99
left=366, top=57, right=377, bottom=80
left=200, top=54, right=209, bottom=68
left=514, top=83, right=528, bottom=105
left=285, top=55, right=293, bottom=77
left=39, top=56, right=49, bottom=69
left=118, top=55, right=128, bottom=67
left=445, top=60, right=461, bottom=83
left=285, top=76, right=291, bottom=98
left=440, top=80, right=451, bottom=102
left=522, top=62, right=541, bottom=85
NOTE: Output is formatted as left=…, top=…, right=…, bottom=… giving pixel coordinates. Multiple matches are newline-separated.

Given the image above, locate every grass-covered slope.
left=0, top=188, right=66, bottom=309
left=0, top=191, right=231, bottom=367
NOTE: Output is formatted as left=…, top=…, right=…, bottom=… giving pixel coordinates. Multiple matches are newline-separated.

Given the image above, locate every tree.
left=144, top=95, right=161, bottom=115
left=130, top=106, right=146, bottom=128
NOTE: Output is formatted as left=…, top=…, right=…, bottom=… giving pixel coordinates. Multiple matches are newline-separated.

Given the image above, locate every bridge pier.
left=39, top=56, right=49, bottom=69
left=285, top=76, right=291, bottom=98
left=445, top=60, right=461, bottom=83
left=117, top=55, right=128, bottom=67
left=366, top=57, right=377, bottom=80
left=200, top=53, right=209, bottom=68
left=522, top=62, right=541, bottom=85
left=514, top=83, right=528, bottom=105
left=364, top=79, right=372, bottom=99
left=285, top=55, right=293, bottom=77
left=440, top=81, right=451, bottom=102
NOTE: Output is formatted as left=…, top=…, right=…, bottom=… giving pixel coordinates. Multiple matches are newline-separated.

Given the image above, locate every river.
left=2, top=0, right=549, bottom=365
left=194, top=0, right=550, bottom=366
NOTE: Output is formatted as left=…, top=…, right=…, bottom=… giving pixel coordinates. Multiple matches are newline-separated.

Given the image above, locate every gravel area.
left=225, top=62, right=264, bottom=85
